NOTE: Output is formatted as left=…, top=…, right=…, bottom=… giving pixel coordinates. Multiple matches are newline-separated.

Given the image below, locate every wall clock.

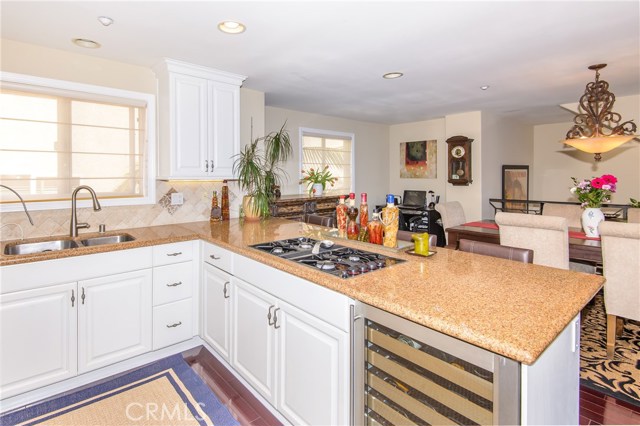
left=446, top=135, right=473, bottom=186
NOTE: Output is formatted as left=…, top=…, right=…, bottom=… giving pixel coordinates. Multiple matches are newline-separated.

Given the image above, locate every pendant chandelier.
left=562, top=64, right=637, bottom=161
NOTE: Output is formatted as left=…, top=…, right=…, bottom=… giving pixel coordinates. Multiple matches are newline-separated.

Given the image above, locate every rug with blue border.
left=1, top=353, right=239, bottom=426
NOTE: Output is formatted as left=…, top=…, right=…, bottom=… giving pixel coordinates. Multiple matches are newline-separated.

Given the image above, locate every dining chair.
left=598, top=221, right=640, bottom=358
left=458, top=239, right=533, bottom=263
left=495, top=212, right=569, bottom=269
left=397, top=230, right=437, bottom=248
left=435, top=201, right=466, bottom=244
left=304, top=213, right=335, bottom=228
left=542, top=203, right=583, bottom=228
left=627, top=208, right=640, bottom=223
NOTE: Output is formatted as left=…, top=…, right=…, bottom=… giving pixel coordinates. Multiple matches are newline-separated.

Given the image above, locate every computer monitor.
left=402, top=190, right=426, bottom=207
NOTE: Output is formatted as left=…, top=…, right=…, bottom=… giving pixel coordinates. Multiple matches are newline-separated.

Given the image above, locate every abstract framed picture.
left=502, top=165, right=529, bottom=212
left=400, top=140, right=437, bottom=178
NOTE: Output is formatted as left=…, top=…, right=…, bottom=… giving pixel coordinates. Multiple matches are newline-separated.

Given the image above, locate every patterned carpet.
left=580, top=292, right=640, bottom=407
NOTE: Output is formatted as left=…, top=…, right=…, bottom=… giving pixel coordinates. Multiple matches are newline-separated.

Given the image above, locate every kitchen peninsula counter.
left=0, top=218, right=604, bottom=365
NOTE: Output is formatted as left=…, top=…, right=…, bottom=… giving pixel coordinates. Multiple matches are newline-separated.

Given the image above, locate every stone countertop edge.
left=0, top=218, right=604, bottom=366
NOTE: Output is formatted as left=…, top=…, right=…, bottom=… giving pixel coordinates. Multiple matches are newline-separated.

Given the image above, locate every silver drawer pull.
left=167, top=252, right=182, bottom=257
left=166, top=321, right=182, bottom=328
left=209, top=254, right=221, bottom=260
left=223, top=281, right=230, bottom=298
left=166, top=281, right=182, bottom=287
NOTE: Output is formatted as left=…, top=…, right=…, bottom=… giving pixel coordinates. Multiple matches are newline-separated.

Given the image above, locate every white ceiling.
left=2, top=1, right=639, bottom=125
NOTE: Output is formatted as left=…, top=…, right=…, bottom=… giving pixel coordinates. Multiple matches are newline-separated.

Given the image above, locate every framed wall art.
left=502, top=165, right=529, bottom=212
left=400, top=139, right=437, bottom=178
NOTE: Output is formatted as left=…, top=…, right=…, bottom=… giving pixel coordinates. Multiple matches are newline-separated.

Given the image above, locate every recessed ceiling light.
left=72, top=38, right=101, bottom=49
left=97, top=16, right=114, bottom=26
left=218, top=21, right=246, bottom=34
left=383, top=72, right=403, bottom=79
left=480, top=85, right=490, bottom=90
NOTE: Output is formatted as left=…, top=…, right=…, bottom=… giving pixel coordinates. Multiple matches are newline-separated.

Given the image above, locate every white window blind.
left=0, top=82, right=150, bottom=206
left=301, top=130, right=353, bottom=194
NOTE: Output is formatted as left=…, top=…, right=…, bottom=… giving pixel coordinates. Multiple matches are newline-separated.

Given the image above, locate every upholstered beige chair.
left=435, top=201, right=466, bottom=244
left=598, top=221, right=640, bottom=358
left=495, top=212, right=569, bottom=269
left=627, top=208, right=640, bottom=223
left=542, top=203, right=583, bottom=228
left=458, top=239, right=533, bottom=263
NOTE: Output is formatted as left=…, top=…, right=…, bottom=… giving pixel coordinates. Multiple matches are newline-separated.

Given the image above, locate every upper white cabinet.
left=155, top=59, right=247, bottom=179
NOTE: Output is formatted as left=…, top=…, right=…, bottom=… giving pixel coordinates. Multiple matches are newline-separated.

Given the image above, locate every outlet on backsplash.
left=170, top=192, right=184, bottom=205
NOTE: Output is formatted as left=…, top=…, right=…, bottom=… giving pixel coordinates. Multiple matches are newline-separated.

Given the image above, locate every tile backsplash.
left=0, top=181, right=244, bottom=241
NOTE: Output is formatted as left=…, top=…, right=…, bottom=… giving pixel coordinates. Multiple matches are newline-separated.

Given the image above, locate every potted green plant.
left=299, top=165, right=338, bottom=196
left=233, top=122, right=292, bottom=220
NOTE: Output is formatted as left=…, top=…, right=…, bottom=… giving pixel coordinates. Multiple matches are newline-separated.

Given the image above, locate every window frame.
left=0, top=72, right=156, bottom=212
left=298, top=127, right=355, bottom=195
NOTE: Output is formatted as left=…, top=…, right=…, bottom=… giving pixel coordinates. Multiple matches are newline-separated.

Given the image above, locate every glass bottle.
left=347, top=193, right=359, bottom=240
left=381, top=194, right=399, bottom=247
left=210, top=190, right=222, bottom=222
left=221, top=181, right=230, bottom=221
left=367, top=212, right=384, bottom=245
left=336, top=195, right=348, bottom=234
left=359, top=192, right=368, bottom=229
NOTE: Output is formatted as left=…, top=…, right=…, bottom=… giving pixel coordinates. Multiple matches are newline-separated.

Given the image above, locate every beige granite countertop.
left=0, top=218, right=604, bottom=365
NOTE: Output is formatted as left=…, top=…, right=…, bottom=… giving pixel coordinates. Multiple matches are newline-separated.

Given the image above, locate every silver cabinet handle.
left=273, top=308, right=281, bottom=329
left=71, top=289, right=75, bottom=307
left=209, top=254, right=221, bottom=260
left=267, top=305, right=275, bottom=325
left=209, top=160, right=214, bottom=171
left=205, top=160, right=209, bottom=172
left=166, top=281, right=182, bottom=287
left=223, top=281, right=230, bottom=298
left=81, top=287, right=86, bottom=305
left=166, top=321, right=182, bottom=328
left=167, top=252, right=182, bottom=257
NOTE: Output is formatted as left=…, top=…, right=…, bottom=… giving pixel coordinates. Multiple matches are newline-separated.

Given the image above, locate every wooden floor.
left=185, top=346, right=640, bottom=426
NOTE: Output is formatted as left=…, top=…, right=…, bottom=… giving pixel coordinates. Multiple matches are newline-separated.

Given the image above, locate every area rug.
left=580, top=292, right=640, bottom=407
left=0, top=354, right=239, bottom=426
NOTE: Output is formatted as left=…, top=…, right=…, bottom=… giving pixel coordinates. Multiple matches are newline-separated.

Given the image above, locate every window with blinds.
left=0, top=75, right=154, bottom=208
left=300, top=129, right=354, bottom=194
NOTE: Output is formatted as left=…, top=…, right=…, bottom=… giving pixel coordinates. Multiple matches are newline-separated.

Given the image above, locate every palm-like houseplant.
left=233, top=122, right=292, bottom=220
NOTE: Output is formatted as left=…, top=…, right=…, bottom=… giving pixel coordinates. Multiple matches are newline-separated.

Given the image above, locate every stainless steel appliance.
left=250, top=237, right=405, bottom=279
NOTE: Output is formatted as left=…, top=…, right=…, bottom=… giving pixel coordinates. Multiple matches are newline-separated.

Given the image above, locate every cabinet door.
left=171, top=73, right=209, bottom=177
left=276, top=300, right=349, bottom=426
left=231, top=278, right=277, bottom=403
left=202, top=262, right=232, bottom=360
left=0, top=282, right=77, bottom=398
left=78, top=269, right=152, bottom=373
left=208, top=80, right=239, bottom=178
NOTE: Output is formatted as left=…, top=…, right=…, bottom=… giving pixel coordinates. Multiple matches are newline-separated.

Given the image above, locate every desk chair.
left=542, top=204, right=583, bottom=228
left=598, top=221, right=640, bottom=358
left=495, top=212, right=569, bottom=269
left=435, top=201, right=466, bottom=244
left=458, top=239, right=533, bottom=263
left=627, top=208, right=640, bottom=223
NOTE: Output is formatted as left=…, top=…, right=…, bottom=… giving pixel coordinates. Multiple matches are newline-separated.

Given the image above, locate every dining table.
left=445, top=220, right=602, bottom=264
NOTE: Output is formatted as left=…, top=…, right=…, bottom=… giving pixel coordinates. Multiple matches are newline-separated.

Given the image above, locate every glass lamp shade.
left=561, top=134, right=635, bottom=154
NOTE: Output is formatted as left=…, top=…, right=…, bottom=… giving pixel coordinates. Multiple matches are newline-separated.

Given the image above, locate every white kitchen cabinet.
left=0, top=282, right=77, bottom=398
left=78, top=269, right=152, bottom=373
left=202, top=262, right=232, bottom=361
left=155, top=59, right=246, bottom=179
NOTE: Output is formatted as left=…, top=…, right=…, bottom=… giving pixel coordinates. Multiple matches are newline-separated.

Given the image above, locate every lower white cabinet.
left=153, top=298, right=193, bottom=350
left=202, top=262, right=232, bottom=361
left=231, top=277, right=349, bottom=425
left=0, top=282, right=77, bottom=398
left=78, top=269, right=152, bottom=373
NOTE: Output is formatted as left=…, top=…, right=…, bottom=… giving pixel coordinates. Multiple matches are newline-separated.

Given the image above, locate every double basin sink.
left=4, top=234, right=135, bottom=255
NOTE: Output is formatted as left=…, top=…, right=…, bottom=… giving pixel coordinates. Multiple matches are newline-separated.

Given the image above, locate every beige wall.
left=532, top=95, right=639, bottom=204
left=265, top=106, right=390, bottom=210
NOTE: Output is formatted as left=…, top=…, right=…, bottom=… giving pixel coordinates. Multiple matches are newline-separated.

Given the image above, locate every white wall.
left=265, top=106, right=390, bottom=209
left=532, top=95, right=639, bottom=204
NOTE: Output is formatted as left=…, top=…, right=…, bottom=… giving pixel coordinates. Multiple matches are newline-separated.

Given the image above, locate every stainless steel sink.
left=4, top=239, right=79, bottom=255
left=80, top=234, right=136, bottom=247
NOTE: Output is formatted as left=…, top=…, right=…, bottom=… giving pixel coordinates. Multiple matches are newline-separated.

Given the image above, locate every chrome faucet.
left=0, top=184, right=34, bottom=225
left=70, top=185, right=102, bottom=237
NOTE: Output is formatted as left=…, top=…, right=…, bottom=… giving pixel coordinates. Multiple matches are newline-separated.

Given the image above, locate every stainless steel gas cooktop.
left=250, top=237, right=405, bottom=279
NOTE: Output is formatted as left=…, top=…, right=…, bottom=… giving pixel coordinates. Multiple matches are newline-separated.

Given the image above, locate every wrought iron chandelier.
left=563, top=64, right=637, bottom=161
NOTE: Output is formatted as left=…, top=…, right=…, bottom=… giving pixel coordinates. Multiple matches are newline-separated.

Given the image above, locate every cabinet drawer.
left=202, top=242, right=233, bottom=273
left=153, top=241, right=193, bottom=266
left=153, top=298, right=193, bottom=350
left=153, top=262, right=193, bottom=306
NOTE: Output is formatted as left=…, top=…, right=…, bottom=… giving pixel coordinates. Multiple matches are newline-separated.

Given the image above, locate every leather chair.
left=458, top=239, right=533, bottom=263
left=304, top=213, right=335, bottom=228
left=435, top=201, right=466, bottom=244
left=397, top=230, right=437, bottom=248
left=598, top=221, right=640, bottom=358
left=542, top=203, right=583, bottom=228
left=495, top=212, right=569, bottom=269
left=627, top=208, right=640, bottom=223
